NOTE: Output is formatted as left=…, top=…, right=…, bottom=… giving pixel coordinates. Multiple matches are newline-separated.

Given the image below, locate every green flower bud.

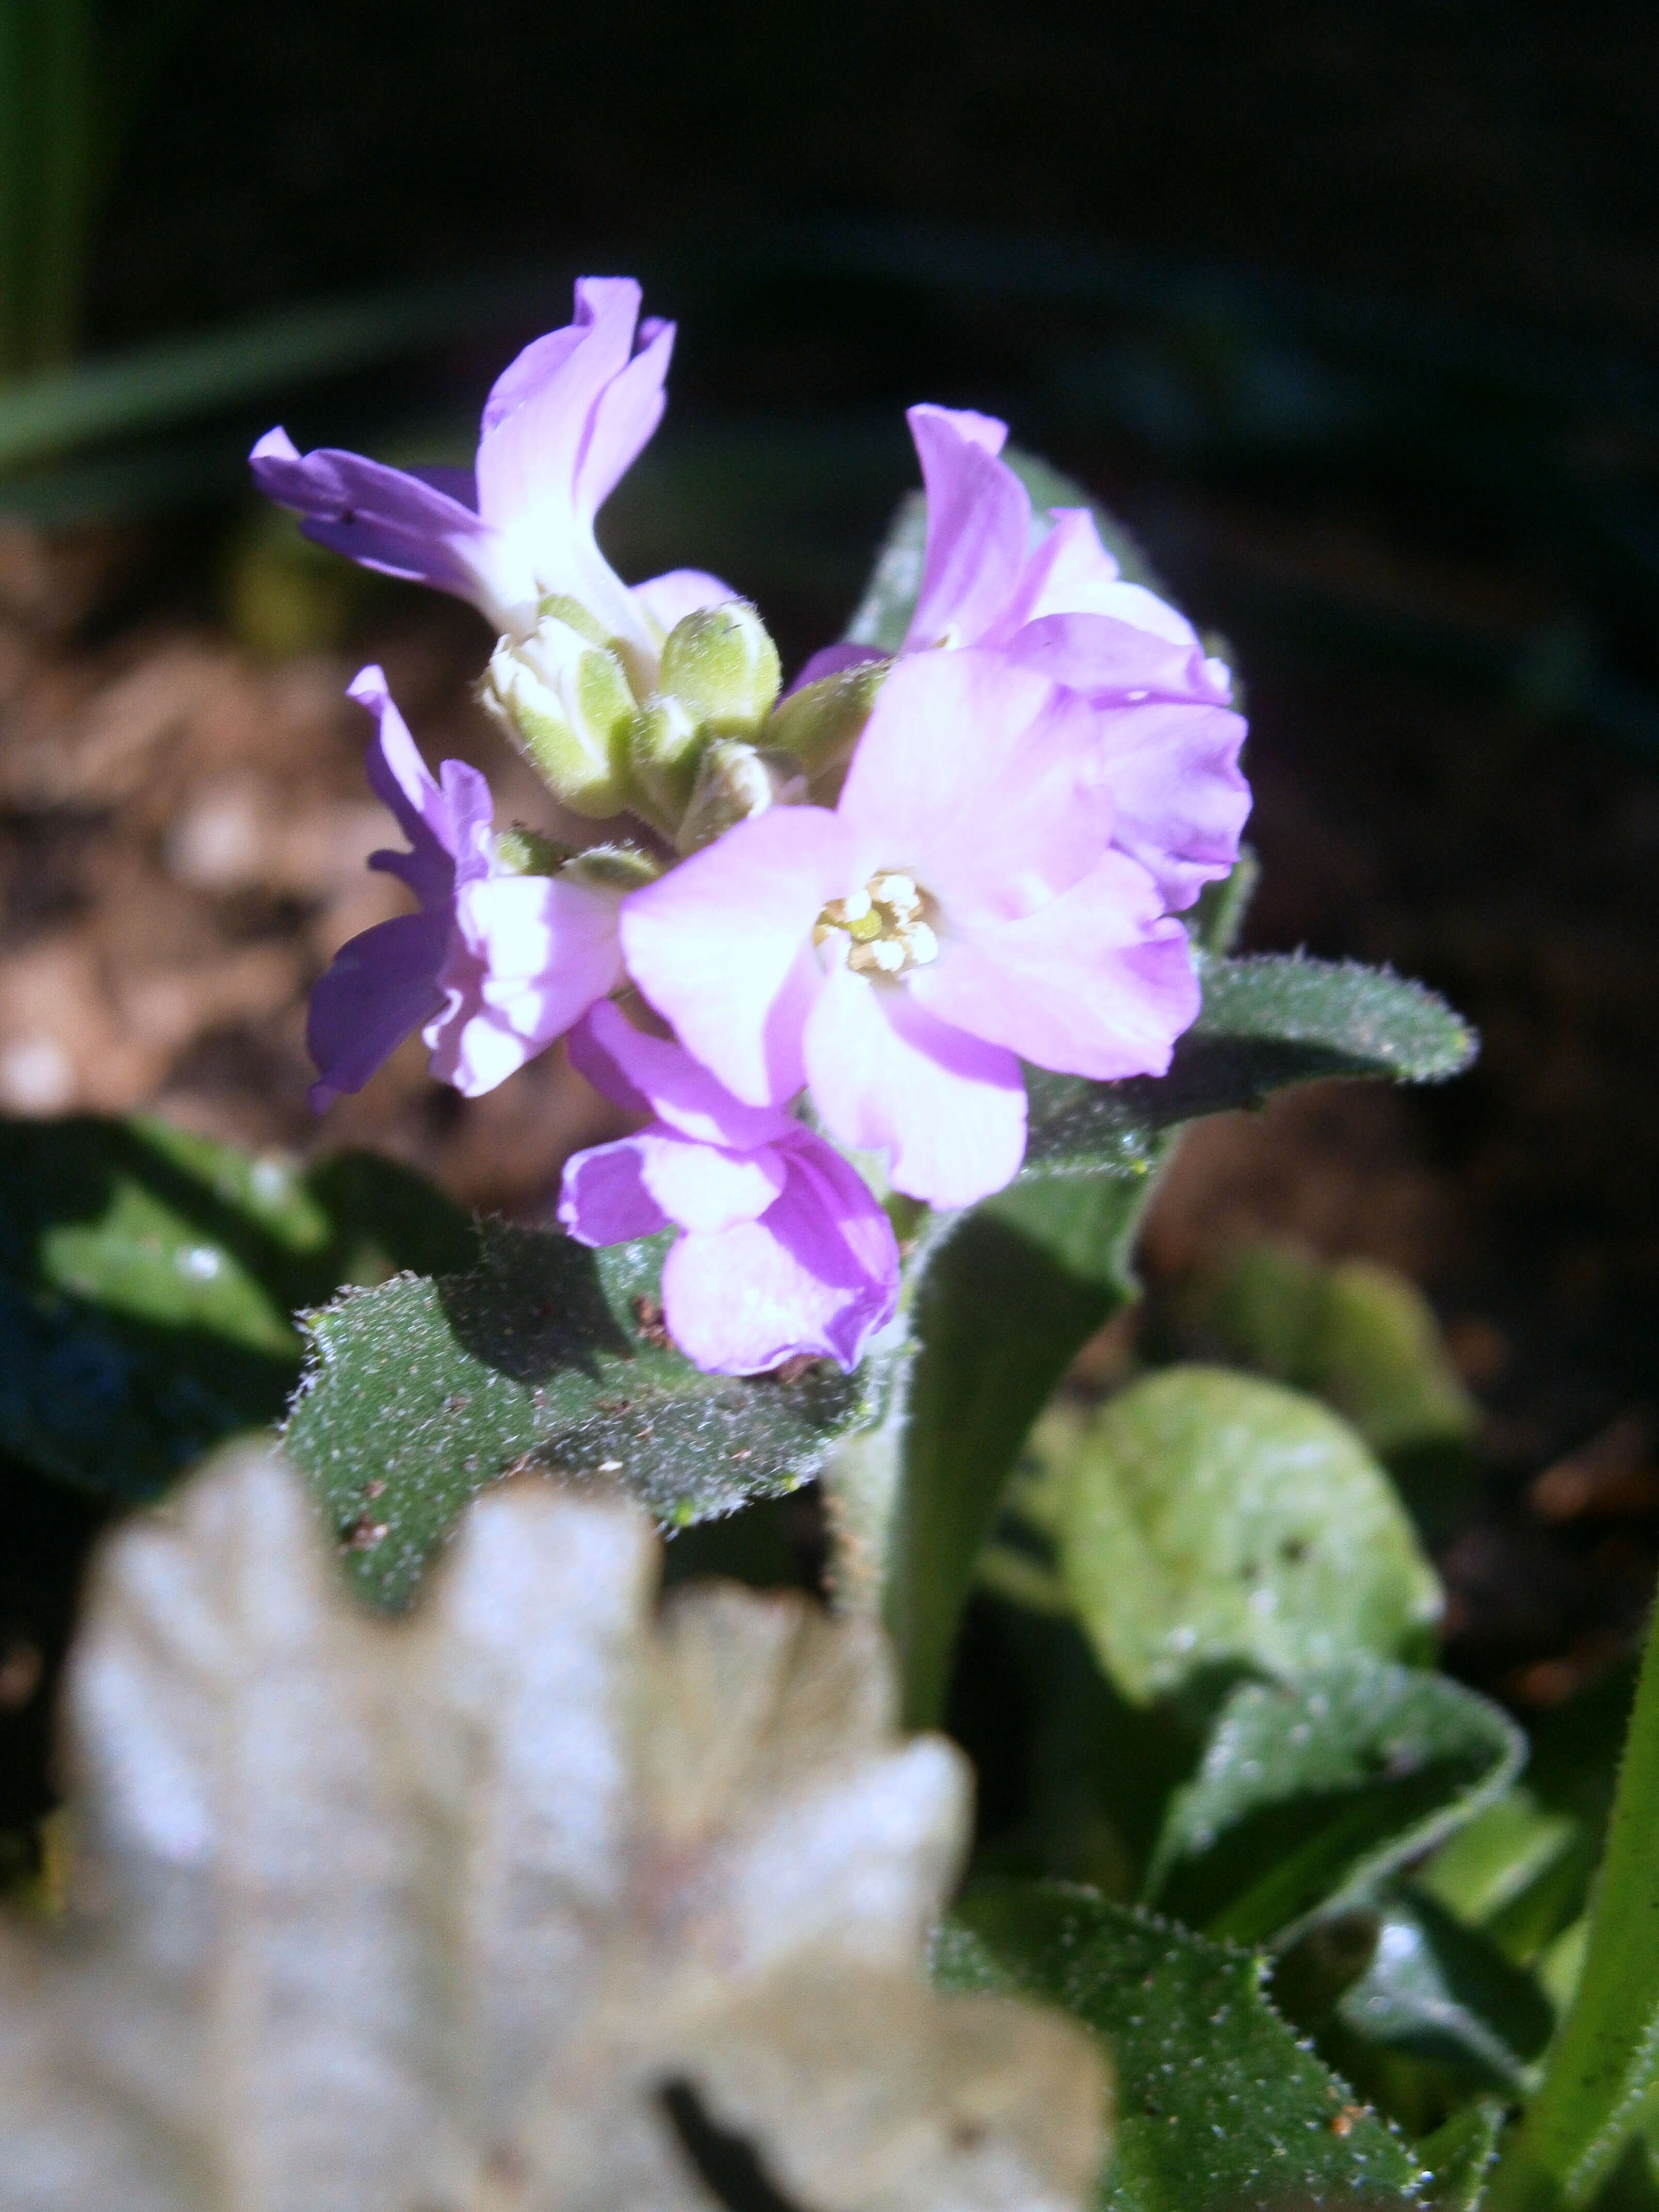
left=561, top=842, right=662, bottom=893
left=675, top=739, right=805, bottom=855
left=626, top=694, right=704, bottom=830
left=766, top=659, right=888, bottom=795
left=535, top=592, right=612, bottom=648
left=481, top=614, right=636, bottom=818
left=659, top=599, right=782, bottom=741
left=493, top=824, right=570, bottom=876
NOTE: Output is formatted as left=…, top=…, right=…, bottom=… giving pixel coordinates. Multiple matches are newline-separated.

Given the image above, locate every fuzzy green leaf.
left=862, top=1176, right=1152, bottom=1728
left=1422, top=1661, right=1635, bottom=1969
left=1148, top=1658, right=1525, bottom=1946
left=1024, top=955, right=1477, bottom=1176
left=1032, top=1366, right=1442, bottom=1704
left=1420, top=2102, right=1507, bottom=2212
left=1177, top=1239, right=1477, bottom=1459
left=1334, top=1887, right=1555, bottom=2091
left=1490, top=1607, right=1659, bottom=2212
left=842, top=446, right=1173, bottom=656
left=843, top=488, right=926, bottom=652
left=935, top=1881, right=1426, bottom=2212
left=0, top=1116, right=472, bottom=1499
left=284, top=1219, right=876, bottom=1607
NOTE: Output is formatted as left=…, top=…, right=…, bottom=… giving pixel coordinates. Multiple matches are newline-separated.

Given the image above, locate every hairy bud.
left=482, top=614, right=636, bottom=818
left=659, top=600, right=782, bottom=741
left=562, top=842, right=662, bottom=893
left=766, top=659, right=888, bottom=794
left=493, top=824, right=570, bottom=875
left=675, top=739, right=805, bottom=855
left=626, top=694, right=704, bottom=829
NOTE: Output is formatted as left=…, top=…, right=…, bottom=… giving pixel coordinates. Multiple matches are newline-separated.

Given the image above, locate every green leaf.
left=841, top=445, right=1175, bottom=659
left=1147, top=1658, right=1525, bottom=1946
left=1423, top=1663, right=1636, bottom=1969
left=843, top=487, right=926, bottom=652
left=1178, top=1239, right=1477, bottom=1459
left=283, top=1219, right=876, bottom=1607
left=935, top=1881, right=1426, bottom=2212
left=1490, top=1609, right=1659, bottom=2212
left=1031, top=1365, right=1441, bottom=1703
left=836, top=1172, right=1156, bottom=1728
left=1333, top=1887, right=1555, bottom=2091
left=0, top=1115, right=472, bottom=1499
left=1025, top=954, right=1478, bottom=1175
left=1419, top=2101, right=1507, bottom=2212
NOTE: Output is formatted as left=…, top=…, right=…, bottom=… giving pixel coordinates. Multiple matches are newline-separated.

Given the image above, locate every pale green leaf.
left=1180, top=1238, right=1477, bottom=1458
left=1420, top=2101, right=1507, bottom=2212
left=1038, top=1365, right=1441, bottom=1703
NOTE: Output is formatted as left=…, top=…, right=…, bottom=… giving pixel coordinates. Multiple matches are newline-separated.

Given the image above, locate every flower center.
left=814, top=872, right=940, bottom=980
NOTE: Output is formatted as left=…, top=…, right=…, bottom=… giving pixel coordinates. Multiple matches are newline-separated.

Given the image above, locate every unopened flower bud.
left=659, top=600, right=782, bottom=741
left=493, top=824, right=570, bottom=875
left=561, top=842, right=662, bottom=893
left=481, top=615, right=636, bottom=818
left=675, top=739, right=805, bottom=855
left=766, top=659, right=888, bottom=793
left=626, top=694, right=704, bottom=829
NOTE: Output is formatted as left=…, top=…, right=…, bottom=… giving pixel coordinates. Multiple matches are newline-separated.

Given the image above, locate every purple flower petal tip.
left=252, top=279, right=677, bottom=644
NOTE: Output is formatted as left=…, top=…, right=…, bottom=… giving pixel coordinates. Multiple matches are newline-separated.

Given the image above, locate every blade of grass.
left=1491, top=1603, right=1659, bottom=2212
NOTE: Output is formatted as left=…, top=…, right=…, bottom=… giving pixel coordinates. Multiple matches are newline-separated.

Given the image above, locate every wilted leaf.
left=936, top=1881, right=1425, bottom=2212
left=0, top=1116, right=472, bottom=1499
left=1024, top=955, right=1477, bottom=1176
left=0, top=1442, right=1104, bottom=2211
left=1147, top=1657, right=1525, bottom=1946
left=1032, top=1365, right=1441, bottom=1702
left=285, top=1219, right=879, bottom=1606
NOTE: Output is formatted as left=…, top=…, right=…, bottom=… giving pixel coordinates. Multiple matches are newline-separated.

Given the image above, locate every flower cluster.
left=255, top=276, right=1249, bottom=1375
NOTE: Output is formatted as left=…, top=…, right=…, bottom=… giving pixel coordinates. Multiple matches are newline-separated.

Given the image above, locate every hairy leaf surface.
left=285, top=1220, right=878, bottom=1606
left=1024, top=955, right=1476, bottom=1175
left=1148, top=1658, right=1525, bottom=1946
left=936, top=1882, right=1425, bottom=2212
left=0, top=1116, right=471, bottom=1498
left=1030, top=1366, right=1441, bottom=1702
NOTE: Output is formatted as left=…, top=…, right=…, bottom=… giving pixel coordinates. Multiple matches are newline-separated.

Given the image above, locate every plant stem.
left=1491, top=1600, right=1659, bottom=2211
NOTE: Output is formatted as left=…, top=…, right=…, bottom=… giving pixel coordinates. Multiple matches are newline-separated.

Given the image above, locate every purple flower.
left=620, top=649, right=1202, bottom=1209
left=308, top=666, right=624, bottom=1109
left=558, top=1000, right=900, bottom=1375
left=793, top=406, right=1249, bottom=914
left=252, top=278, right=732, bottom=656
